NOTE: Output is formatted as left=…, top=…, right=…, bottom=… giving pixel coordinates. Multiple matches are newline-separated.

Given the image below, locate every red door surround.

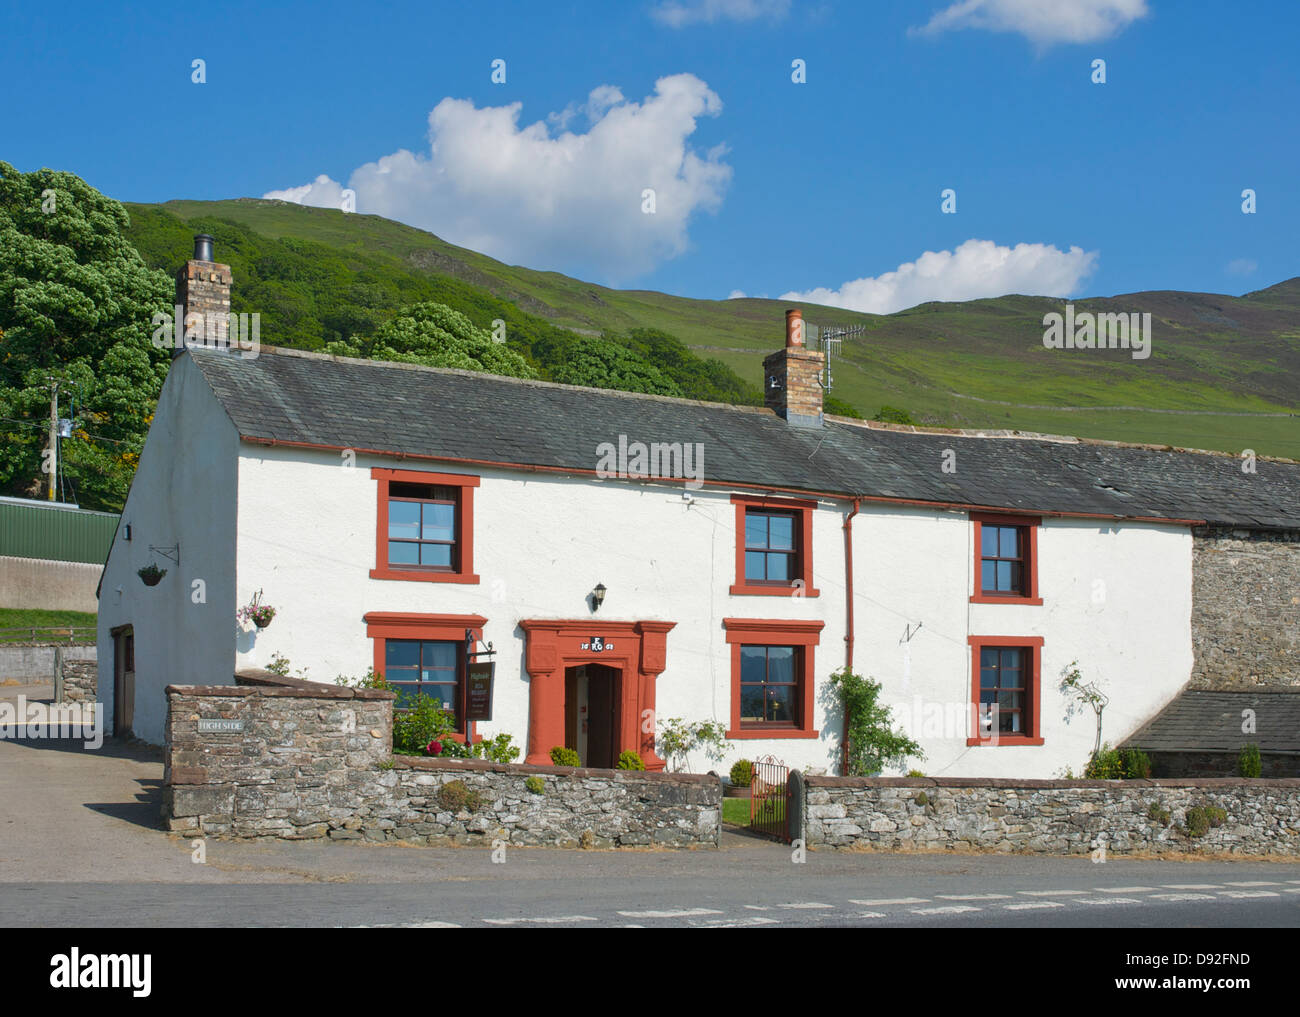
left=519, top=619, right=675, bottom=770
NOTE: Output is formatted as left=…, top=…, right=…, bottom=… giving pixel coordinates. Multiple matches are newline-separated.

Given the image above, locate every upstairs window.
left=970, top=513, right=1042, bottom=605
left=730, top=495, right=819, bottom=597
left=388, top=483, right=458, bottom=570
left=744, top=510, right=798, bottom=583
left=371, top=468, right=480, bottom=584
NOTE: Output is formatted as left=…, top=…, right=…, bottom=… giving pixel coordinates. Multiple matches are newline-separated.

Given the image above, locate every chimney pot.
left=785, top=308, right=804, bottom=348
left=193, top=234, right=214, bottom=262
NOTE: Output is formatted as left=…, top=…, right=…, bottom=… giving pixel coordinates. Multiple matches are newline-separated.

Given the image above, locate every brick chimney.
left=763, top=308, right=824, bottom=427
left=175, top=234, right=231, bottom=352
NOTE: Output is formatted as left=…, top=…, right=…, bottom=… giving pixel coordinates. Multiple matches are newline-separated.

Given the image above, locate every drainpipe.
left=841, top=497, right=860, bottom=775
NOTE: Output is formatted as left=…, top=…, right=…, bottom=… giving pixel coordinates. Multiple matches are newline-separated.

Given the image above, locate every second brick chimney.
left=763, top=308, right=824, bottom=427
left=175, top=234, right=232, bottom=351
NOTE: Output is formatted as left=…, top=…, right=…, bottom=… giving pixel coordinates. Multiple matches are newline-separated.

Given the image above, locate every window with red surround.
left=364, top=612, right=487, bottom=740
left=722, top=618, right=822, bottom=739
left=966, top=634, right=1044, bottom=746
left=970, top=512, right=1042, bottom=605
left=371, top=467, right=480, bottom=584
left=730, top=494, right=819, bottom=597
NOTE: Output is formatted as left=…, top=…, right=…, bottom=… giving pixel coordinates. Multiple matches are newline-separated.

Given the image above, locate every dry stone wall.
left=802, top=776, right=1300, bottom=856
left=1191, top=527, right=1300, bottom=688
left=163, top=683, right=720, bottom=848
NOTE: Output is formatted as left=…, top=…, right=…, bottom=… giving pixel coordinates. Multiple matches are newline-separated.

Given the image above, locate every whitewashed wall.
left=97, top=356, right=240, bottom=744
left=231, top=442, right=1195, bottom=778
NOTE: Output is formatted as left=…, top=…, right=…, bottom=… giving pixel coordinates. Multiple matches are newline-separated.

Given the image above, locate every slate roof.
left=1123, top=689, right=1300, bottom=754
left=188, top=347, right=1300, bottom=528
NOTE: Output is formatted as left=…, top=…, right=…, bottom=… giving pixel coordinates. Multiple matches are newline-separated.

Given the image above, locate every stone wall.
left=1191, top=527, right=1300, bottom=688
left=802, top=776, right=1300, bottom=856
left=0, top=554, right=102, bottom=613
left=0, top=643, right=95, bottom=682
left=1147, top=751, right=1300, bottom=779
left=56, top=655, right=97, bottom=703
left=162, top=683, right=720, bottom=849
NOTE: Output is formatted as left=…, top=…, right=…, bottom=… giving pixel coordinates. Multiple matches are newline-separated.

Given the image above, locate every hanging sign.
left=465, top=661, right=496, bottom=722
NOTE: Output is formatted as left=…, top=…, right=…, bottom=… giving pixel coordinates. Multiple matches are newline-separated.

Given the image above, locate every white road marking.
left=1096, top=886, right=1157, bottom=893
left=694, top=917, right=780, bottom=928
left=1282, top=888, right=1300, bottom=895
left=1018, top=889, right=1087, bottom=897
left=1224, top=881, right=1282, bottom=887
left=1161, top=884, right=1223, bottom=890
left=912, top=905, right=982, bottom=915
left=776, top=902, right=834, bottom=910
left=616, top=907, right=724, bottom=919
left=1003, top=902, right=1064, bottom=911
left=482, top=915, right=599, bottom=925
left=1074, top=897, right=1142, bottom=906
left=1150, top=893, right=1216, bottom=902
left=856, top=912, right=888, bottom=918
left=935, top=893, right=1012, bottom=901
left=849, top=897, right=929, bottom=906
left=1217, top=890, right=1280, bottom=899
left=743, top=905, right=772, bottom=911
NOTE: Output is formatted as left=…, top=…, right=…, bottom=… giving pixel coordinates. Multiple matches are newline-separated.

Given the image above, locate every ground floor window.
left=722, top=618, right=823, bottom=739
left=384, top=639, right=459, bottom=715
left=966, top=635, right=1044, bottom=746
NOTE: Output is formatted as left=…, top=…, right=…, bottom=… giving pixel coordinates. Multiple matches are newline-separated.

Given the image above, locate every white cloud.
left=263, top=75, right=731, bottom=281
left=651, top=0, right=790, bottom=28
left=780, top=239, right=1099, bottom=314
left=913, top=0, right=1148, bottom=46
left=1225, top=258, right=1258, bottom=276
left=263, top=174, right=349, bottom=209
left=727, top=289, right=748, bottom=299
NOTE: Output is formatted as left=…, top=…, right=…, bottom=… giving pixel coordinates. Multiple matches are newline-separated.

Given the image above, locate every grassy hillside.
left=128, top=198, right=1300, bottom=459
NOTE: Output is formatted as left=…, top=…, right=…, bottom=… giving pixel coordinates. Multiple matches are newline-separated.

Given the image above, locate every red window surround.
left=730, top=494, right=820, bottom=597
left=966, top=634, right=1044, bottom=746
left=970, top=512, right=1042, bottom=605
left=370, top=467, right=480, bottom=584
left=364, top=612, right=487, bottom=741
left=722, top=618, right=823, bottom=739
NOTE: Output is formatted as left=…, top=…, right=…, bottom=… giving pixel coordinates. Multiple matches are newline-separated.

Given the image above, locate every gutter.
left=841, top=497, right=860, bottom=776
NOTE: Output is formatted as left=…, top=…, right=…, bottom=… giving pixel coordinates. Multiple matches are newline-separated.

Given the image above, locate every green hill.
left=127, top=198, right=1300, bottom=459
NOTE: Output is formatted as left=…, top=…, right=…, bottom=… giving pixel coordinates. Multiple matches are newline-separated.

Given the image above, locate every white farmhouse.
left=97, top=239, right=1300, bottom=777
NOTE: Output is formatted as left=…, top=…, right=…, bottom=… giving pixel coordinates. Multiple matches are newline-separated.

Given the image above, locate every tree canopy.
left=0, top=162, right=172, bottom=510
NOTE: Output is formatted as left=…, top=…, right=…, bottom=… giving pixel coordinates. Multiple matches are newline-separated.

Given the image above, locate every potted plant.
left=236, top=589, right=277, bottom=629
left=137, top=564, right=167, bottom=587
left=726, top=758, right=753, bottom=797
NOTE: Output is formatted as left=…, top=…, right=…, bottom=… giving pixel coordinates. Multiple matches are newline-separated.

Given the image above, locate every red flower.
left=425, top=740, right=442, bottom=756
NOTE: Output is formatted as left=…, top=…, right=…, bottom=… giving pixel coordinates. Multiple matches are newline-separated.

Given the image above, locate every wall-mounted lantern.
left=591, top=583, right=607, bottom=612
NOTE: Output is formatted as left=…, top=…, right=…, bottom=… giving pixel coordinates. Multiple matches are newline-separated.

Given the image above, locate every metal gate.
left=750, top=755, right=790, bottom=842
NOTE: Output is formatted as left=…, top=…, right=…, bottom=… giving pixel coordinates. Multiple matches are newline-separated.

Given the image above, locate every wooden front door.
left=113, top=626, right=134, bottom=737
left=585, top=663, right=620, bottom=769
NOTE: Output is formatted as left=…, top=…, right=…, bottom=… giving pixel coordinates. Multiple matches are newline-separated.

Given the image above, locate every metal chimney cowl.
left=193, top=234, right=215, bottom=262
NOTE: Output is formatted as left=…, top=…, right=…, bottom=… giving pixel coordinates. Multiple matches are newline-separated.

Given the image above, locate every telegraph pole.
left=48, top=378, right=58, bottom=501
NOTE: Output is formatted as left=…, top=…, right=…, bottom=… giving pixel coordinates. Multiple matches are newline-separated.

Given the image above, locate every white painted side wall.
left=232, top=443, right=1194, bottom=778
left=97, top=356, right=239, bottom=745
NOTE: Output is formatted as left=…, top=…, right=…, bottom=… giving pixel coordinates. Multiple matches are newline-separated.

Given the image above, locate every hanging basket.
left=137, top=565, right=167, bottom=587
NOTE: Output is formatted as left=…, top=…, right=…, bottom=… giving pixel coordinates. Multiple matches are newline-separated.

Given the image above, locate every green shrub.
left=392, top=694, right=456, bottom=754
left=334, top=667, right=390, bottom=690
left=1185, top=805, right=1228, bottom=838
left=1238, top=743, right=1263, bottom=778
left=550, top=746, right=581, bottom=767
left=905, top=769, right=926, bottom=778
left=729, top=759, right=753, bottom=786
left=1119, top=747, right=1152, bottom=779
left=436, top=738, right=471, bottom=758
left=524, top=776, right=545, bottom=795
left=437, top=779, right=482, bottom=813
left=1147, top=802, right=1171, bottom=826
left=616, top=750, right=646, bottom=770
left=915, top=791, right=929, bottom=806
left=471, top=733, right=521, bottom=764
left=1085, top=743, right=1129, bottom=779
left=826, top=668, right=924, bottom=777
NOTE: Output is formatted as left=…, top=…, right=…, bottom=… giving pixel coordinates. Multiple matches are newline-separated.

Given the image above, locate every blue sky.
left=3, top=0, right=1297, bottom=311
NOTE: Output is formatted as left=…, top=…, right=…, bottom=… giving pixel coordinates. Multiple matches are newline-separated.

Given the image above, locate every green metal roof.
left=0, top=497, right=120, bottom=564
